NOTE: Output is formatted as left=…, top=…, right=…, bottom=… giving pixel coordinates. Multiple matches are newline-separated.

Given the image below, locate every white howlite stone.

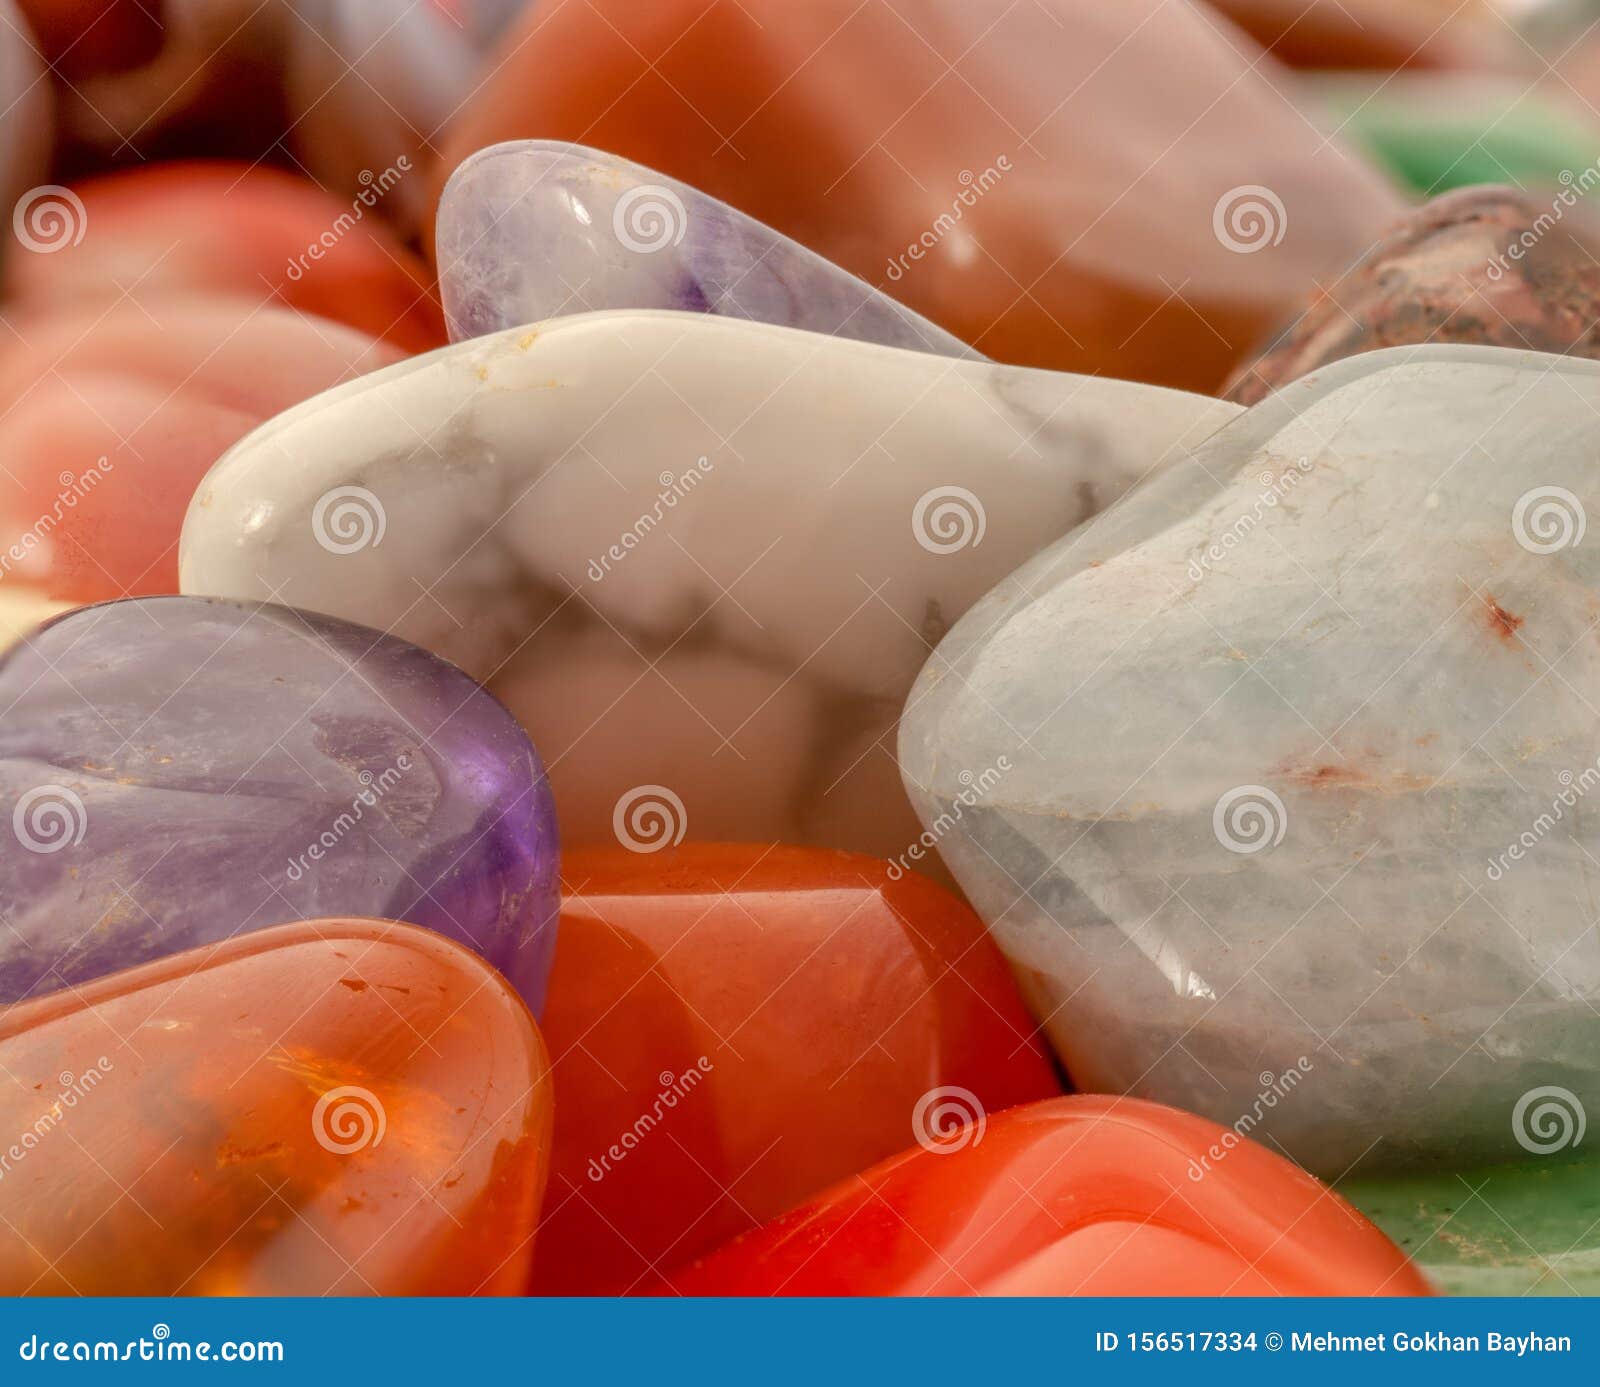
left=900, top=344, right=1600, bottom=1174
left=437, top=140, right=978, bottom=357
left=179, top=310, right=1237, bottom=859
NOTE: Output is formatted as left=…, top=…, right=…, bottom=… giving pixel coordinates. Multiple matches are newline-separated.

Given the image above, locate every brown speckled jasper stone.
left=1225, top=185, right=1600, bottom=405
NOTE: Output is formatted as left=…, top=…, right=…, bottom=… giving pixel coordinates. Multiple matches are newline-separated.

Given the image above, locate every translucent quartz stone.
left=3, top=163, right=445, bottom=352
left=437, top=140, right=974, bottom=357
left=180, top=311, right=1238, bottom=858
left=0, top=921, right=554, bottom=1295
left=899, top=345, right=1600, bottom=1176
left=0, top=597, right=558, bottom=1010
left=1228, top=186, right=1600, bottom=405
left=0, top=298, right=402, bottom=601
left=431, top=0, right=1402, bottom=392
left=667, top=1096, right=1431, bottom=1296
left=536, top=844, right=1059, bottom=1292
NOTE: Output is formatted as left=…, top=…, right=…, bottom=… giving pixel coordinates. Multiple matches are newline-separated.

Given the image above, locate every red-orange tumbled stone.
left=0, top=298, right=401, bottom=601
left=667, top=1096, right=1433, bottom=1297
left=4, top=163, right=444, bottom=352
left=433, top=0, right=1401, bottom=392
left=535, top=844, right=1060, bottom=1294
left=0, top=920, right=553, bottom=1295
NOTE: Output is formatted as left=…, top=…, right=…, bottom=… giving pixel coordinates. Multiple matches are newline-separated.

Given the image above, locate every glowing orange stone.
left=3, top=163, right=444, bottom=353
left=433, top=0, right=1401, bottom=392
left=534, top=844, right=1060, bottom=1294
left=0, top=920, right=553, bottom=1295
left=667, top=1096, right=1434, bottom=1297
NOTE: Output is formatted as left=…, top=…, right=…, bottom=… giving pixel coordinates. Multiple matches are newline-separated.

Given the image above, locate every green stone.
left=1307, top=75, right=1600, bottom=197
left=1342, top=1157, right=1600, bottom=1296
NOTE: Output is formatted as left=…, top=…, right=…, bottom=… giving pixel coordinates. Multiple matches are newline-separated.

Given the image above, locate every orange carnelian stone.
left=535, top=844, right=1060, bottom=1294
left=4, top=163, right=444, bottom=353
left=669, top=1096, right=1433, bottom=1297
left=434, top=0, right=1401, bottom=392
left=0, top=299, right=402, bottom=601
left=0, top=920, right=553, bottom=1295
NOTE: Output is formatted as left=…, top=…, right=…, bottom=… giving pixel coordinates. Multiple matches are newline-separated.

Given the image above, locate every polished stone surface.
left=0, top=596, right=558, bottom=1009
left=433, top=0, right=1402, bottom=392
left=179, top=310, right=1239, bottom=858
left=438, top=140, right=974, bottom=357
left=1229, top=186, right=1600, bottom=404
left=0, top=920, right=553, bottom=1295
left=536, top=843, right=1059, bottom=1293
left=4, top=162, right=444, bottom=351
left=0, top=297, right=402, bottom=601
left=901, top=345, right=1600, bottom=1176
left=667, top=1096, right=1432, bottom=1296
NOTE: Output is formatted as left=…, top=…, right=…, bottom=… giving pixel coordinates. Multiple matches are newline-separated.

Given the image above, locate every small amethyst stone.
left=0, top=596, right=558, bottom=1010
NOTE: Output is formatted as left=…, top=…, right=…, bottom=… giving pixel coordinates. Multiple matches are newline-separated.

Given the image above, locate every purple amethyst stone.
left=0, top=596, right=558, bottom=1010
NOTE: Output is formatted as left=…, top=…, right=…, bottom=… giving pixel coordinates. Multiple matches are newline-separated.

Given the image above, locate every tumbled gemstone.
left=0, top=920, right=554, bottom=1295
left=4, top=162, right=444, bottom=351
left=0, top=298, right=402, bottom=601
left=535, top=843, right=1059, bottom=1293
left=437, top=140, right=973, bottom=356
left=1228, top=186, right=1600, bottom=404
left=899, top=345, right=1600, bottom=1175
left=1208, top=0, right=1499, bottom=70
left=179, top=311, right=1238, bottom=858
left=0, top=590, right=66, bottom=652
left=666, top=1096, right=1431, bottom=1296
left=431, top=0, right=1401, bottom=391
left=1346, top=1151, right=1600, bottom=1296
left=0, top=596, right=558, bottom=1010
